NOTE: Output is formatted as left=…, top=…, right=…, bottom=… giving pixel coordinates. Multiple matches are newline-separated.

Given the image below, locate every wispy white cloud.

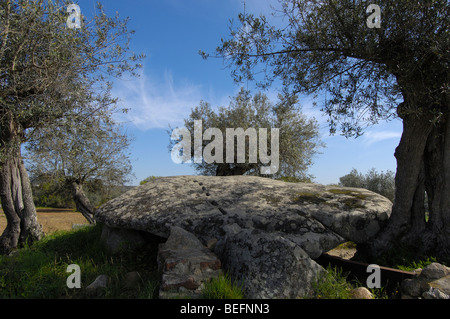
left=113, top=69, right=203, bottom=131
left=362, top=130, right=402, bottom=145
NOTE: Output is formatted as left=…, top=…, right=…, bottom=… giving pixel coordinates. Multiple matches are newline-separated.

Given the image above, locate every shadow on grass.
left=0, top=224, right=161, bottom=299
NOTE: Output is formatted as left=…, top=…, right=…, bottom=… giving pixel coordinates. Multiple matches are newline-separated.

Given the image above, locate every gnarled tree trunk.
left=0, top=148, right=43, bottom=255
left=365, top=106, right=450, bottom=260
left=423, top=114, right=450, bottom=256
left=71, top=181, right=95, bottom=224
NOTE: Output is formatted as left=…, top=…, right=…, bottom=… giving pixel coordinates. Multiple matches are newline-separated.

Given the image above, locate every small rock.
left=420, top=263, right=450, bottom=280
left=350, top=287, right=373, bottom=299
left=422, top=287, right=449, bottom=299
left=401, top=278, right=425, bottom=297
left=86, top=274, right=109, bottom=298
left=428, top=275, right=450, bottom=295
left=401, top=263, right=450, bottom=299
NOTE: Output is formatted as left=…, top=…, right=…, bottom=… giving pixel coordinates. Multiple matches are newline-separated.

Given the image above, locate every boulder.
left=95, top=175, right=392, bottom=298
left=157, top=226, right=222, bottom=299
left=401, top=263, right=450, bottom=299
left=86, top=274, right=110, bottom=298
left=215, top=224, right=326, bottom=298
left=350, top=287, right=373, bottom=299
left=96, top=176, right=391, bottom=258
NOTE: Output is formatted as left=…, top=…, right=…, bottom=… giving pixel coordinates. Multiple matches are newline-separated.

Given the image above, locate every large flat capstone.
left=95, top=175, right=392, bottom=298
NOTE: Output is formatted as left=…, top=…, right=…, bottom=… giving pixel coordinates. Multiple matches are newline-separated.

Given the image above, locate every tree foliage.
left=25, top=109, right=133, bottom=222
left=0, top=0, right=144, bottom=252
left=203, top=0, right=448, bottom=135
left=203, top=0, right=450, bottom=258
left=1, top=0, right=143, bottom=159
left=26, top=112, right=133, bottom=189
left=339, top=168, right=395, bottom=202
left=172, top=88, right=323, bottom=179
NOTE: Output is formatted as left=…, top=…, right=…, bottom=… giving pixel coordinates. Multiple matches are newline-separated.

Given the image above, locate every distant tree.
left=204, top=0, right=450, bottom=258
left=30, top=173, right=74, bottom=209
left=26, top=112, right=133, bottom=224
left=171, top=88, right=323, bottom=179
left=339, top=168, right=395, bottom=202
left=0, top=0, right=144, bottom=253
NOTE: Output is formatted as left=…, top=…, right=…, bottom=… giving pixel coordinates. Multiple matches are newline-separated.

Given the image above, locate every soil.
left=0, top=208, right=89, bottom=234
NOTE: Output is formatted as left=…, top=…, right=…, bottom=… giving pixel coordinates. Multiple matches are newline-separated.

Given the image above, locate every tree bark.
left=423, top=114, right=450, bottom=257
left=0, top=150, right=43, bottom=255
left=364, top=110, right=450, bottom=260
left=71, top=181, right=95, bottom=224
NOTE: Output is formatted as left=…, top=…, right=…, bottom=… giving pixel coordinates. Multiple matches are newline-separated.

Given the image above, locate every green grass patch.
left=327, top=189, right=368, bottom=209
left=201, top=273, right=244, bottom=299
left=292, top=192, right=327, bottom=205
left=327, top=189, right=369, bottom=199
left=0, top=224, right=160, bottom=299
left=310, top=266, right=354, bottom=299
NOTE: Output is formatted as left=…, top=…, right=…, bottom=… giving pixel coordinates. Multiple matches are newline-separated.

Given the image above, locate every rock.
left=95, top=175, right=392, bottom=298
left=401, top=263, right=450, bottom=299
left=422, top=287, right=450, bottom=299
left=95, top=176, right=391, bottom=259
left=215, top=224, right=326, bottom=298
left=350, top=287, right=373, bottom=299
left=157, top=226, right=222, bottom=299
left=86, top=274, right=109, bottom=298
left=401, top=278, right=426, bottom=297
left=420, top=262, right=450, bottom=280
left=428, top=275, right=450, bottom=296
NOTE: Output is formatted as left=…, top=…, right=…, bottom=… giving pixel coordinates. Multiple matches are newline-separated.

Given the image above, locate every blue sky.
left=76, top=0, right=402, bottom=186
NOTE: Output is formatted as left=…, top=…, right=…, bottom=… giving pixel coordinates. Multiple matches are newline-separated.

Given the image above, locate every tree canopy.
left=203, top=0, right=448, bottom=136
left=339, top=168, right=395, bottom=203
left=203, top=0, right=450, bottom=259
left=171, top=88, right=323, bottom=179
left=25, top=109, right=133, bottom=223
left=0, top=0, right=144, bottom=253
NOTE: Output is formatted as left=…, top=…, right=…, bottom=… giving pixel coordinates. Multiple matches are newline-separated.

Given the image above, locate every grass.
left=311, top=266, right=354, bottom=299
left=310, top=265, right=392, bottom=299
left=0, top=224, right=160, bottom=298
left=0, top=215, right=445, bottom=299
left=0, top=222, right=243, bottom=299
left=201, top=273, right=244, bottom=299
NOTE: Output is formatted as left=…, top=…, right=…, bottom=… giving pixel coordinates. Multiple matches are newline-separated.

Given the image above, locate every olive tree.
left=0, top=0, right=143, bottom=253
left=339, top=168, right=395, bottom=203
left=202, top=0, right=450, bottom=258
left=26, top=111, right=133, bottom=224
left=172, top=88, right=323, bottom=179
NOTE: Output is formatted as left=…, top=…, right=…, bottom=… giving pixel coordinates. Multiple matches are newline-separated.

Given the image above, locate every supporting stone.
left=157, top=226, right=222, bottom=299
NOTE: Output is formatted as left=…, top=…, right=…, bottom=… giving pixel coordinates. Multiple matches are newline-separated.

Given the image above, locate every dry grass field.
left=0, top=208, right=89, bottom=234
